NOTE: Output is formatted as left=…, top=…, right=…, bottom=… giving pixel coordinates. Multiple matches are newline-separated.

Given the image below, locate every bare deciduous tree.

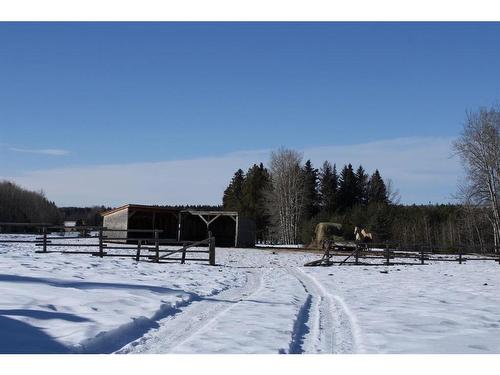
left=454, top=107, right=500, bottom=251
left=267, top=148, right=305, bottom=245
left=386, top=178, right=401, bottom=205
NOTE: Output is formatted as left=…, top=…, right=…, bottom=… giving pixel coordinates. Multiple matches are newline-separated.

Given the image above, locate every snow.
left=1, top=234, right=500, bottom=354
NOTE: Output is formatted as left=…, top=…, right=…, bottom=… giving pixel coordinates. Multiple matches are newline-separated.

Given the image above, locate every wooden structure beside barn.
left=101, top=204, right=255, bottom=247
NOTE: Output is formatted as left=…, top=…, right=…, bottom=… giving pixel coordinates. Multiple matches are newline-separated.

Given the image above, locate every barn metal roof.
left=101, top=204, right=238, bottom=217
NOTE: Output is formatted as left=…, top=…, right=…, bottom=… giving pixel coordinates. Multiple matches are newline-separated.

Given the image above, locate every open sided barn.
left=101, top=204, right=255, bottom=247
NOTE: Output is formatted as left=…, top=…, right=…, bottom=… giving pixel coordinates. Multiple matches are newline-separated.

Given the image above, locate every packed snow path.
left=2, top=235, right=500, bottom=354
left=120, top=267, right=355, bottom=354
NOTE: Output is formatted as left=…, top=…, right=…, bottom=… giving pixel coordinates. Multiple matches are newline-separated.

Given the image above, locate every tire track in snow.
left=288, top=268, right=334, bottom=354
left=117, top=268, right=264, bottom=354
left=287, top=292, right=312, bottom=354
left=290, top=267, right=363, bottom=353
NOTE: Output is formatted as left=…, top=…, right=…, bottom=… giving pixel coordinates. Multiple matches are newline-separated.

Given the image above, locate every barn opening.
left=101, top=204, right=255, bottom=247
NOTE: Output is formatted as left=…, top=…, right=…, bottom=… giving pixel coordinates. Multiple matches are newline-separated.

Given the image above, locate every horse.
left=354, top=226, right=373, bottom=242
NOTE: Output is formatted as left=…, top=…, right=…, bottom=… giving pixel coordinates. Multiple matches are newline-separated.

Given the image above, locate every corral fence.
left=0, top=223, right=216, bottom=265
left=305, top=241, right=500, bottom=267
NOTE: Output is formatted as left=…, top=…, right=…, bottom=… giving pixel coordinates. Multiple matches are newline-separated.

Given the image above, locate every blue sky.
left=1, top=22, right=500, bottom=206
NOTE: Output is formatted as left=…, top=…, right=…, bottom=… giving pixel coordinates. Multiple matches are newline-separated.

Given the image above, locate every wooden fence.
left=0, top=223, right=216, bottom=265
left=305, top=241, right=500, bottom=267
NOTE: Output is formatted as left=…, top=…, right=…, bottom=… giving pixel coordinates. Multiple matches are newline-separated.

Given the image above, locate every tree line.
left=2, top=104, right=497, bottom=251
left=0, top=181, right=110, bottom=229
left=0, top=181, right=227, bottom=231
left=222, top=152, right=394, bottom=245
left=0, top=181, right=61, bottom=225
left=223, top=105, right=499, bottom=252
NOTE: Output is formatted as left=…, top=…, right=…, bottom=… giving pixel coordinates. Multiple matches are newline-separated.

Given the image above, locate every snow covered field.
left=1, top=234, right=500, bottom=354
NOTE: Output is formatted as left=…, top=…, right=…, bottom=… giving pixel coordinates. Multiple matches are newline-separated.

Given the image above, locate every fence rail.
left=304, top=241, right=500, bottom=267
left=0, top=223, right=215, bottom=265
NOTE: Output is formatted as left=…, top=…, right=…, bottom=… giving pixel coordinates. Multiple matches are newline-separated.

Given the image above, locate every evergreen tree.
left=367, top=202, right=393, bottom=241
left=302, top=160, right=320, bottom=220
left=242, top=163, right=271, bottom=242
left=319, top=161, right=337, bottom=215
left=0, top=181, right=61, bottom=227
left=367, top=169, right=388, bottom=204
left=332, top=164, right=339, bottom=210
left=355, top=165, right=369, bottom=206
left=222, top=169, right=246, bottom=212
left=337, top=164, right=357, bottom=210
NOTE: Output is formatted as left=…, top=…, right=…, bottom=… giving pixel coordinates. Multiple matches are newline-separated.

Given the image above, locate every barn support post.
left=154, top=230, right=160, bottom=263
left=235, top=215, right=239, bottom=247
left=208, top=231, right=215, bottom=266
left=177, top=212, right=182, bottom=242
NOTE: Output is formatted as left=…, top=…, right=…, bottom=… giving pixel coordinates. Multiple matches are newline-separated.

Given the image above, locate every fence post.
left=355, top=244, right=359, bottom=265
left=420, top=246, right=425, bottom=265
left=136, top=240, right=142, bottom=262
left=181, top=246, right=187, bottom=264
left=154, top=230, right=160, bottom=263
left=98, top=229, right=104, bottom=258
left=385, top=242, right=390, bottom=266
left=458, top=250, right=463, bottom=265
left=42, top=226, right=47, bottom=253
left=208, top=231, right=215, bottom=266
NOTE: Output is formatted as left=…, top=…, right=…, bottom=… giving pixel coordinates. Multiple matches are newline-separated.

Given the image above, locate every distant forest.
left=0, top=181, right=223, bottom=230
left=0, top=170, right=493, bottom=248
left=222, top=154, right=494, bottom=248
left=0, top=181, right=61, bottom=224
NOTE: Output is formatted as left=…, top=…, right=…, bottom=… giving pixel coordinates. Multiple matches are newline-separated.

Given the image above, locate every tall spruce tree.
left=222, top=169, right=246, bottom=212
left=319, top=161, right=337, bottom=215
left=302, top=160, right=320, bottom=220
left=337, top=164, right=357, bottom=210
left=332, top=164, right=339, bottom=210
left=367, top=169, right=388, bottom=204
left=355, top=165, right=369, bottom=206
left=242, top=163, right=271, bottom=242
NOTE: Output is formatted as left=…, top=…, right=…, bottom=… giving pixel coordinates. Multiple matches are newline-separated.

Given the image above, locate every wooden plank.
left=181, top=247, right=187, bottom=264
left=207, top=215, right=221, bottom=226
left=0, top=240, right=44, bottom=243
left=42, top=226, right=47, bottom=253
left=154, top=231, right=160, bottom=263
left=159, top=238, right=209, bottom=260
left=98, top=229, right=104, bottom=257
left=147, top=249, right=210, bottom=253
left=338, top=247, right=358, bottom=266
left=102, top=237, right=179, bottom=242
left=62, top=251, right=104, bottom=255
left=136, top=241, right=141, bottom=262
left=35, top=236, right=90, bottom=240
left=99, top=246, right=146, bottom=250
left=91, top=253, right=151, bottom=258
left=0, top=222, right=53, bottom=226
left=157, top=257, right=209, bottom=262
left=36, top=243, right=104, bottom=247
left=209, top=233, right=215, bottom=265
left=102, top=228, right=164, bottom=233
